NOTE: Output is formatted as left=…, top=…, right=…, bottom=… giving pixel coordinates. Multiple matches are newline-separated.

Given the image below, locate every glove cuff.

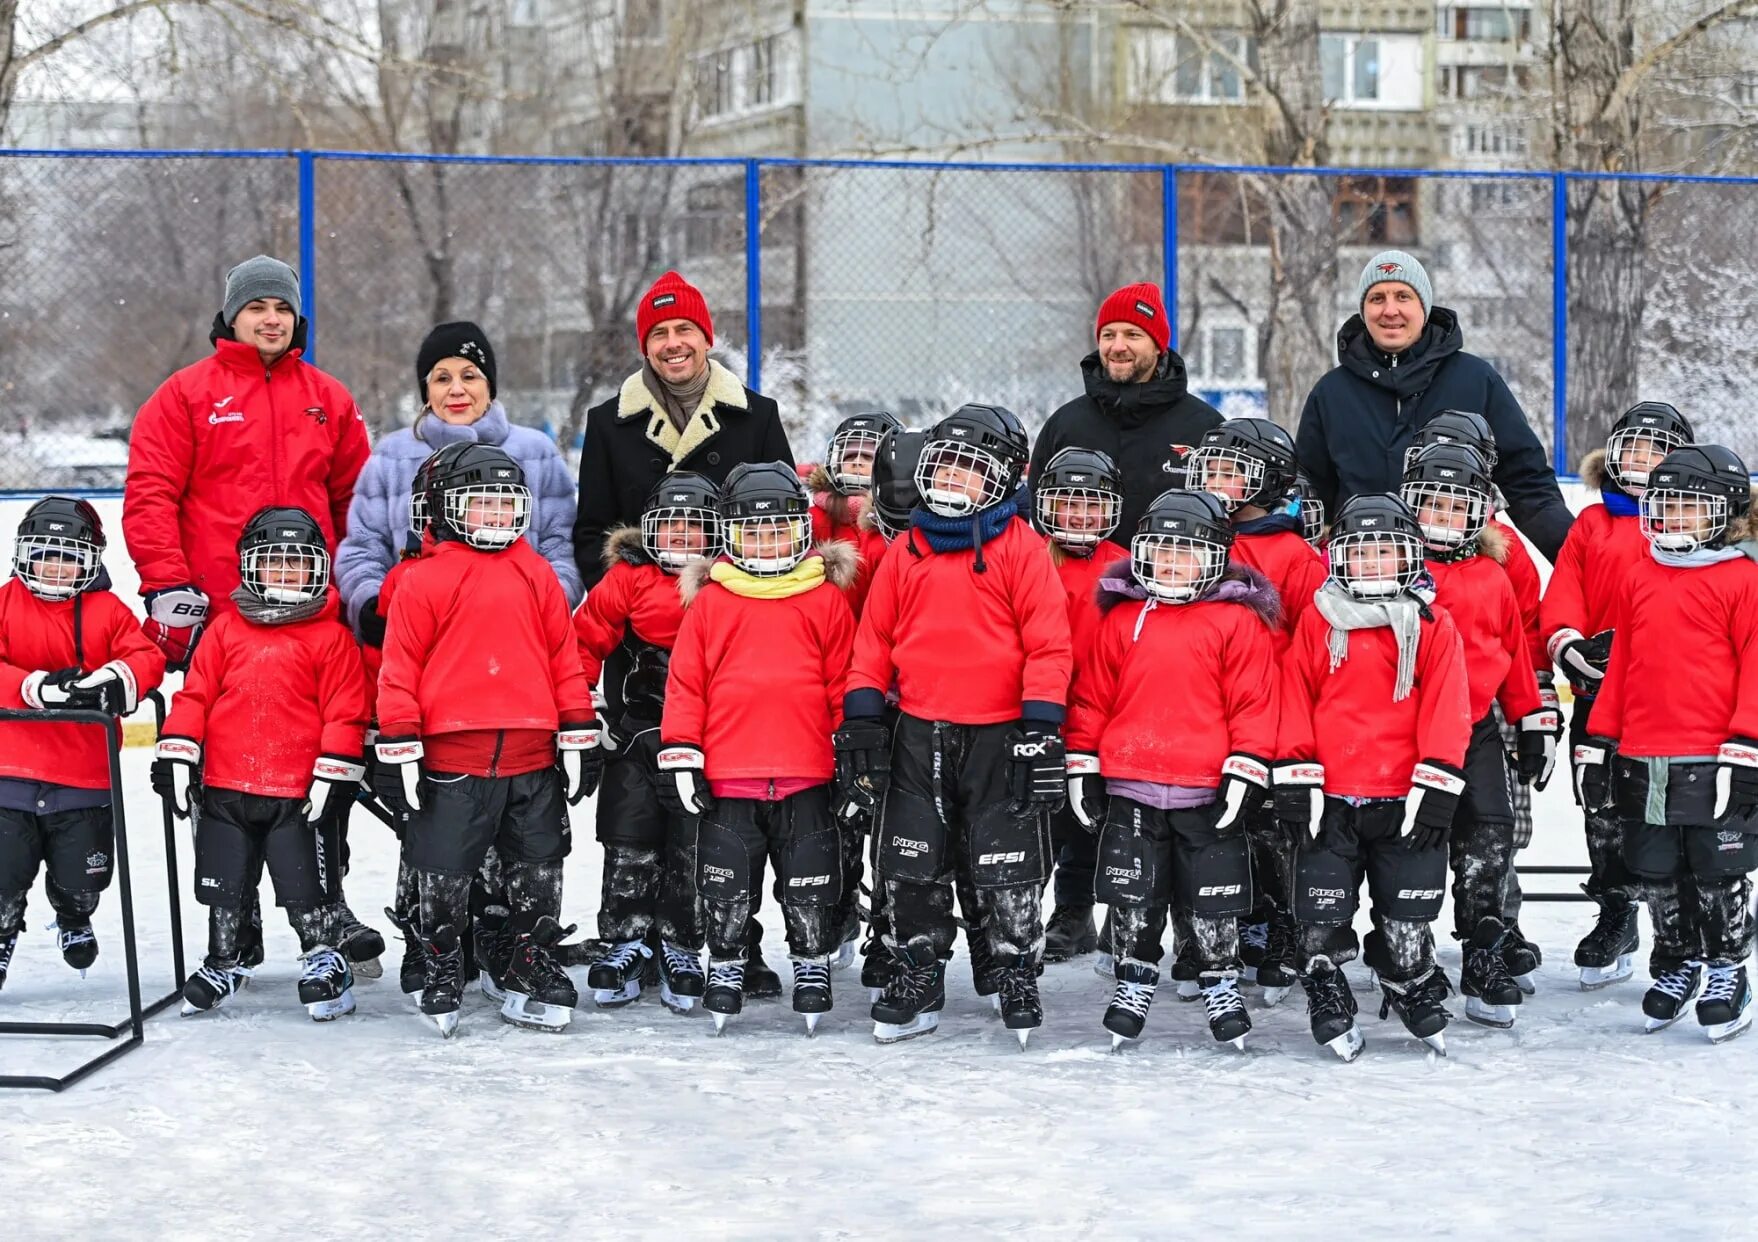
left=1411, top=760, right=1467, bottom=796
left=1065, top=752, right=1100, bottom=777
left=1546, top=627, right=1585, bottom=667
left=93, top=660, right=139, bottom=713
left=658, top=745, right=705, bottom=771
left=1520, top=709, right=1561, bottom=734
left=1221, top=753, right=1270, bottom=788
left=20, top=670, right=46, bottom=710
left=1272, top=760, right=1324, bottom=788
left=1573, top=739, right=1612, bottom=766
left=557, top=724, right=601, bottom=752
left=1718, top=739, right=1758, bottom=769
left=314, top=754, right=366, bottom=783
left=156, top=736, right=202, bottom=765
left=375, top=736, right=424, bottom=765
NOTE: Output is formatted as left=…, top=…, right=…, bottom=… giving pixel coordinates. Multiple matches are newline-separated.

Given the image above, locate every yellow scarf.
left=709, top=556, right=825, bottom=599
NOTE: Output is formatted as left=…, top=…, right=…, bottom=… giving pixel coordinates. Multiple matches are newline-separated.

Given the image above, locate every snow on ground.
left=3, top=754, right=1756, bottom=1240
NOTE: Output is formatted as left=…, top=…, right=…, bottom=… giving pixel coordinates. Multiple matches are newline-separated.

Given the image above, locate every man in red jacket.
left=124, top=255, right=370, bottom=671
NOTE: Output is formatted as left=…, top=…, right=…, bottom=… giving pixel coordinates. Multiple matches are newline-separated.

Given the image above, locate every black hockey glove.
left=1006, top=723, right=1065, bottom=809
left=1550, top=627, right=1613, bottom=692
left=557, top=723, right=604, bottom=804
left=1515, top=707, right=1561, bottom=790
left=61, top=661, right=140, bottom=715
left=151, top=736, right=201, bottom=819
left=832, top=718, right=892, bottom=821
left=656, top=744, right=715, bottom=817
left=306, top=754, right=366, bottom=825
left=1272, top=761, right=1324, bottom=846
left=19, top=667, right=82, bottom=710
left=1400, top=760, right=1466, bottom=852
left=1212, top=753, right=1270, bottom=837
left=1714, top=739, right=1758, bottom=825
left=1065, top=753, right=1105, bottom=830
left=372, top=734, right=424, bottom=821
left=1573, top=737, right=1616, bottom=813
left=357, top=595, right=388, bottom=648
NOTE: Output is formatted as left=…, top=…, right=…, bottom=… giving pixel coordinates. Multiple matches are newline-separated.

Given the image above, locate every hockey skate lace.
left=1202, top=977, right=1245, bottom=1023
left=1239, top=922, right=1269, bottom=953
left=1468, top=944, right=1515, bottom=993
left=600, top=939, right=649, bottom=974
left=1697, top=964, right=1738, bottom=1005
left=997, top=968, right=1037, bottom=1009
left=1263, top=919, right=1295, bottom=968
left=55, top=923, right=95, bottom=954
left=793, top=960, right=830, bottom=993
left=299, top=947, right=344, bottom=983
left=192, top=962, right=239, bottom=997
left=1307, top=973, right=1351, bottom=1020
left=708, top=961, right=745, bottom=991
left=661, top=943, right=702, bottom=978
left=1652, top=963, right=1702, bottom=1003
left=1110, top=979, right=1154, bottom=1020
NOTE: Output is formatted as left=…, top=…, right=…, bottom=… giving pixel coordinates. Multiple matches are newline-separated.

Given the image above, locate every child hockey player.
left=839, top=403, right=1072, bottom=1047
left=375, top=445, right=603, bottom=1036
left=1034, top=446, right=1128, bottom=964
left=1400, top=444, right=1552, bottom=1028
left=153, top=507, right=367, bottom=1020
left=1278, top=493, right=1472, bottom=1060
left=1184, top=417, right=1327, bottom=1005
left=659, top=462, right=857, bottom=1033
left=572, top=472, right=721, bottom=1011
left=1065, top=489, right=1279, bottom=1049
left=1292, top=472, right=1326, bottom=547
left=809, top=411, right=899, bottom=622
left=1576, top=443, right=1758, bottom=1042
left=1544, top=401, right=1694, bottom=989
left=0, top=499, right=164, bottom=990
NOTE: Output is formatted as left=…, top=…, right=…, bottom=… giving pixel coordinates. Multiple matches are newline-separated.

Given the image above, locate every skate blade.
left=1465, top=997, right=1517, bottom=1029
left=988, top=994, right=1001, bottom=1016
left=1227, top=1035, right=1247, bottom=1051
left=1014, top=1028, right=1031, bottom=1050
left=830, top=941, right=856, bottom=972
left=711, top=1011, right=733, bottom=1035
left=1242, top=965, right=1259, bottom=985
left=1643, top=1011, right=1689, bottom=1034
left=659, top=982, right=699, bottom=1014
left=307, top=989, right=356, bottom=1022
left=1259, top=985, right=1292, bottom=1008
left=478, top=971, right=507, bottom=1002
left=869, top=986, right=883, bottom=1004
left=1421, top=1031, right=1447, bottom=1055
left=1326, top=1026, right=1365, bottom=1062
left=803, top=1012, right=821, bottom=1036
left=1092, top=953, right=1114, bottom=979
left=430, top=1010, right=460, bottom=1038
left=501, top=993, right=573, bottom=1031
left=1174, top=979, right=1201, bottom=1002
left=1513, top=972, right=1537, bottom=996
left=592, top=979, right=642, bottom=1009
left=350, top=957, right=384, bottom=981
left=1705, top=1010, right=1753, bottom=1044
left=873, top=1012, right=939, bottom=1044
left=1578, top=955, right=1634, bottom=990
left=179, top=999, right=216, bottom=1017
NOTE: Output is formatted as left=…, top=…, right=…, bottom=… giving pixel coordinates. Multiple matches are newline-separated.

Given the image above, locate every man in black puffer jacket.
left=1029, top=282, right=1223, bottom=544
left=1296, top=250, right=1573, bottom=563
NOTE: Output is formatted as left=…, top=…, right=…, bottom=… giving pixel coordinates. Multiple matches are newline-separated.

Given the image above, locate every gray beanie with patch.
left=1357, top=250, right=1431, bottom=317
left=222, top=255, right=302, bottom=326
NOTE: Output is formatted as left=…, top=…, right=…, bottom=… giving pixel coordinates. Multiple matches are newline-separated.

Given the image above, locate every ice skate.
left=745, top=938, right=782, bottom=1000
left=1696, top=963, right=1752, bottom=1044
left=52, top=919, right=98, bottom=977
left=997, top=964, right=1043, bottom=1049
left=871, top=954, right=945, bottom=1043
left=496, top=915, right=578, bottom=1031
left=1239, top=920, right=1268, bottom=984
left=1377, top=966, right=1452, bottom=1054
left=967, top=921, right=1003, bottom=1014
left=587, top=937, right=654, bottom=1008
left=1169, top=936, right=1201, bottom=1001
left=334, top=902, right=385, bottom=980
left=180, top=960, right=250, bottom=1016
left=1461, top=917, right=1523, bottom=1030
left=1302, top=962, right=1363, bottom=1062
left=0, top=927, right=17, bottom=992
left=861, top=932, right=895, bottom=1002
left=1199, top=972, right=1251, bottom=1050
left=417, top=924, right=464, bottom=1038
left=1576, top=894, right=1639, bottom=990
left=1501, top=921, right=1541, bottom=996
left=1043, top=904, right=1097, bottom=963
left=792, top=956, right=833, bottom=1035
left=297, top=945, right=356, bottom=1021
left=1256, top=915, right=1298, bottom=1007
left=473, top=909, right=512, bottom=1002
left=830, top=909, right=860, bottom=972
left=704, top=958, right=746, bottom=1034
left=554, top=935, right=610, bottom=968
left=1104, top=959, right=1159, bottom=1050
left=659, top=941, right=706, bottom=1013
left=1642, top=962, right=1706, bottom=1033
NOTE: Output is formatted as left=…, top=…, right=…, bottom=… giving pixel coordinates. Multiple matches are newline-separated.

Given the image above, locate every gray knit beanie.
left=222, top=255, right=302, bottom=326
left=1357, top=250, right=1431, bottom=317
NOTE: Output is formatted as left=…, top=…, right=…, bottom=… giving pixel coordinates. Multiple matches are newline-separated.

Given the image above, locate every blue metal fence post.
left=298, top=151, right=317, bottom=361
left=1163, top=165, right=1179, bottom=351
left=1552, top=172, right=1568, bottom=474
left=745, top=159, right=763, bottom=394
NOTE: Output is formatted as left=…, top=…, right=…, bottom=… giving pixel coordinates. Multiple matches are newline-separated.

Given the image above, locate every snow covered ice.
left=4, top=751, right=1758, bottom=1238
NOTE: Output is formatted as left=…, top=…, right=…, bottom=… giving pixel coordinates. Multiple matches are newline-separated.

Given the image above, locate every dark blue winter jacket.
left=1295, top=307, right=1573, bottom=562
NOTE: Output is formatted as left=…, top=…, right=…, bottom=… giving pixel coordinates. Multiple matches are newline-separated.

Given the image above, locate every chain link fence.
left=0, top=149, right=1753, bottom=491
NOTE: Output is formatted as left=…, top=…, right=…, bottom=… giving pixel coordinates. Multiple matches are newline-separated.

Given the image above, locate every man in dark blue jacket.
left=1296, top=251, right=1573, bottom=562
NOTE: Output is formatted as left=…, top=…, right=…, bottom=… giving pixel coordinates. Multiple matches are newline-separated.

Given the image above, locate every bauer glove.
left=143, top=585, right=210, bottom=672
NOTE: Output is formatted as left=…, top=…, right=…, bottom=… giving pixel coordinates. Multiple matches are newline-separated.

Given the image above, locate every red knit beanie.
left=636, top=270, right=714, bottom=350
left=1095, top=282, right=1170, bottom=353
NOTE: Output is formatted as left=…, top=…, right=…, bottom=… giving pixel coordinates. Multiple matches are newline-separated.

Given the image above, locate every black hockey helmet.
left=238, top=505, right=329, bottom=605
left=1183, top=417, right=1300, bottom=513
left=1291, top=471, right=1326, bottom=546
left=1034, top=446, right=1122, bottom=549
left=1639, top=443, right=1752, bottom=552
left=1131, top=488, right=1233, bottom=603
left=641, top=471, right=723, bottom=571
left=871, top=427, right=927, bottom=539
left=826, top=409, right=903, bottom=495
left=1400, top=442, right=1493, bottom=553
left=1405, top=409, right=1497, bottom=473
left=1327, top=493, right=1426, bottom=601
left=426, top=443, right=530, bottom=550
left=1607, top=401, right=1694, bottom=496
left=720, top=460, right=812, bottom=575
left=409, top=441, right=473, bottom=537
left=14, top=496, right=105, bottom=601
left=915, top=403, right=1029, bottom=517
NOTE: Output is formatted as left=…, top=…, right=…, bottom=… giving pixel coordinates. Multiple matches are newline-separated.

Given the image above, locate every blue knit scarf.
left=1601, top=488, right=1640, bottom=517
left=910, top=493, right=1021, bottom=572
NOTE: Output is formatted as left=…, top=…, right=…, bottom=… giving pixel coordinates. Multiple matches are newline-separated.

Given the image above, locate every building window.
left=1451, top=122, right=1531, bottom=157
left=1437, top=6, right=1533, bottom=42
left=1185, top=324, right=1256, bottom=384
left=1736, top=77, right=1758, bottom=108
left=677, top=176, right=742, bottom=258
left=750, top=34, right=776, bottom=106
left=1321, top=35, right=1380, bottom=104
left=696, top=50, right=734, bottom=118
left=1334, top=176, right=1420, bottom=246
left=1438, top=64, right=1531, bottom=99
left=1126, top=30, right=1256, bottom=104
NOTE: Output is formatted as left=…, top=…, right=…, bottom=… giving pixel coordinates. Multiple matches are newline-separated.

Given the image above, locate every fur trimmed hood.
left=1093, top=560, right=1283, bottom=629
left=676, top=541, right=858, bottom=606
left=1728, top=493, right=1758, bottom=545
left=1477, top=521, right=1509, bottom=565
left=807, top=463, right=864, bottom=529
left=1581, top=448, right=1609, bottom=490
left=602, top=523, right=652, bottom=569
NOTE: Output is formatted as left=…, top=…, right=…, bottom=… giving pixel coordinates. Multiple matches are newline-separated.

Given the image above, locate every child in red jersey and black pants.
left=808, top=410, right=900, bottom=621
left=839, top=404, right=1072, bottom=1047
left=574, top=471, right=721, bottom=1012
left=1032, top=445, right=1128, bottom=964
left=1577, top=444, right=1758, bottom=1042
left=1278, top=494, right=1472, bottom=1060
left=375, top=445, right=602, bottom=1037
left=658, top=462, right=856, bottom=1034
left=1185, top=416, right=1327, bottom=1004
left=0, top=499, right=164, bottom=992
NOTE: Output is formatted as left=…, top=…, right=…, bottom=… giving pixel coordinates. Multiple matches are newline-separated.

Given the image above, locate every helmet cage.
left=240, top=539, right=330, bottom=605
left=1399, top=478, right=1490, bottom=550
left=443, top=482, right=532, bottom=549
left=1328, top=529, right=1425, bottom=600
left=1640, top=488, right=1727, bottom=552
left=1608, top=425, right=1689, bottom=495
left=915, top=439, right=1012, bottom=517
left=725, top=514, right=811, bottom=575
left=14, top=534, right=100, bottom=601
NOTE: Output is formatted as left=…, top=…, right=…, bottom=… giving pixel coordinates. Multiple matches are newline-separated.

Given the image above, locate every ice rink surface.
left=3, top=754, right=1756, bottom=1239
